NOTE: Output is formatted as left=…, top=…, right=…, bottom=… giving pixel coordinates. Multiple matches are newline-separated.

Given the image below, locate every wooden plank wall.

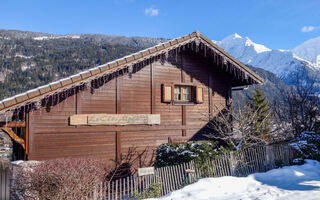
left=28, top=52, right=231, bottom=165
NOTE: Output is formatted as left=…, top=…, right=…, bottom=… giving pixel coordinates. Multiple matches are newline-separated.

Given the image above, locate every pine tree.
left=248, top=87, right=273, bottom=140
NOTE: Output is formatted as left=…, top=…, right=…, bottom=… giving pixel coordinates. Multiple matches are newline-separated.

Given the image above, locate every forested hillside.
left=0, top=30, right=166, bottom=99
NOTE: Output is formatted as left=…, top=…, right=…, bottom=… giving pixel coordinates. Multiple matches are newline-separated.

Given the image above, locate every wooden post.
left=1, top=127, right=25, bottom=150
left=26, top=113, right=29, bottom=155
left=229, top=152, right=236, bottom=176
left=150, top=63, right=156, bottom=114
left=116, top=76, right=121, bottom=164
left=265, top=146, right=273, bottom=170
left=116, top=131, right=121, bottom=164
left=181, top=53, right=187, bottom=138
left=208, top=73, right=212, bottom=119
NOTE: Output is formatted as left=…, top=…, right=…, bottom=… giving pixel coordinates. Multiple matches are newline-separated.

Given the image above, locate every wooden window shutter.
left=162, top=84, right=173, bottom=103
left=196, top=86, right=204, bottom=103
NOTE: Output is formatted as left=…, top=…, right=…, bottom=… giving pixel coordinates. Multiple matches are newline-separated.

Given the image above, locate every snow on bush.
left=11, top=158, right=114, bottom=200
left=289, top=131, right=320, bottom=161
left=155, top=141, right=231, bottom=167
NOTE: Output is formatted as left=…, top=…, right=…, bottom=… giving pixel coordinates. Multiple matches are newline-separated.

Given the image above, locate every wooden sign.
left=138, top=167, right=155, bottom=176
left=69, top=114, right=160, bottom=126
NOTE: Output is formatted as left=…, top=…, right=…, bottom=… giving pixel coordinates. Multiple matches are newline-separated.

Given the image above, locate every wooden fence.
left=0, top=165, right=11, bottom=200
left=97, top=145, right=297, bottom=200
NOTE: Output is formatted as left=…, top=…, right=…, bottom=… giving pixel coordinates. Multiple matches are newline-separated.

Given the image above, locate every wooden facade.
left=0, top=31, right=263, bottom=165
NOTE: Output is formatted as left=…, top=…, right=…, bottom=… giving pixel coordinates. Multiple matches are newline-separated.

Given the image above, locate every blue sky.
left=1, top=0, right=319, bottom=50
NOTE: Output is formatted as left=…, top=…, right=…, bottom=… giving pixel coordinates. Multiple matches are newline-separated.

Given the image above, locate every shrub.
left=292, top=158, right=304, bottom=165
left=11, top=157, right=114, bottom=200
left=155, top=141, right=231, bottom=167
left=275, top=159, right=284, bottom=168
left=134, top=182, right=162, bottom=200
left=290, top=131, right=320, bottom=161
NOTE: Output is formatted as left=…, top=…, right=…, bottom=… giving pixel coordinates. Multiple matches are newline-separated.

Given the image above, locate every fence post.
left=265, top=145, right=274, bottom=170
left=229, top=152, right=236, bottom=176
left=0, top=165, right=11, bottom=200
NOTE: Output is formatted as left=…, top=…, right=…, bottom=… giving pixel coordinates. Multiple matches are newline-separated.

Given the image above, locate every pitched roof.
left=0, top=31, right=263, bottom=114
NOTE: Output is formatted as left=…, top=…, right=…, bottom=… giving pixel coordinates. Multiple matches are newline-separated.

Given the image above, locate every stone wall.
left=0, top=130, right=12, bottom=162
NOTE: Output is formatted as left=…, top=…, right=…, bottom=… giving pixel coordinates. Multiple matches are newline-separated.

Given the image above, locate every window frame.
left=174, top=85, right=192, bottom=102
left=161, top=83, right=204, bottom=105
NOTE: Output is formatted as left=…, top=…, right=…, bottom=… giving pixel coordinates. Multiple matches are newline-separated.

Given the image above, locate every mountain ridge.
left=0, top=29, right=168, bottom=48
left=293, top=36, right=320, bottom=68
left=214, top=33, right=320, bottom=85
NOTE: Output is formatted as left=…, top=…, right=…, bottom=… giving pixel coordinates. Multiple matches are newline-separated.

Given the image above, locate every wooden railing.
left=97, top=145, right=297, bottom=200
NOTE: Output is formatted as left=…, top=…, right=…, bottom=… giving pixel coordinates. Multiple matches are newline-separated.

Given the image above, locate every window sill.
left=173, top=101, right=196, bottom=106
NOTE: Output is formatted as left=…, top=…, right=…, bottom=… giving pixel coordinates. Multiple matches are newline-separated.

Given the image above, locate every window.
left=174, top=85, right=191, bottom=101
left=162, top=84, right=203, bottom=104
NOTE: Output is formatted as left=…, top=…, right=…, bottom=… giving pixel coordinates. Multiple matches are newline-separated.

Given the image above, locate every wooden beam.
left=181, top=53, right=187, bottom=129
left=26, top=113, right=29, bottom=155
left=32, top=124, right=205, bottom=133
left=116, top=131, right=121, bottom=164
left=208, top=73, right=213, bottom=119
left=182, top=129, right=186, bottom=137
left=182, top=105, right=186, bottom=125
left=116, top=76, right=121, bottom=114
left=0, top=121, right=26, bottom=128
left=151, top=63, right=156, bottom=114
left=1, top=127, right=25, bottom=150
left=69, top=114, right=160, bottom=126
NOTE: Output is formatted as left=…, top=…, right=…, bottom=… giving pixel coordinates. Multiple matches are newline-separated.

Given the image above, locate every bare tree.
left=205, top=103, right=273, bottom=150
left=274, top=68, right=320, bottom=135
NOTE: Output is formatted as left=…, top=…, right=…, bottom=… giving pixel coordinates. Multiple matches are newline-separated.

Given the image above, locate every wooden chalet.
left=0, top=31, right=263, bottom=166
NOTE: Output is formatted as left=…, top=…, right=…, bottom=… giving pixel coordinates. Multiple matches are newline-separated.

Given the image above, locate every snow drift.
left=148, top=159, right=320, bottom=200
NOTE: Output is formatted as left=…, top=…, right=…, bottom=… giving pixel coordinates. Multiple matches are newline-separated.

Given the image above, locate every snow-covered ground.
left=148, top=159, right=320, bottom=200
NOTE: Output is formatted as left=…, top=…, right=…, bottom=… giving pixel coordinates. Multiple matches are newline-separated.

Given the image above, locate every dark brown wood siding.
left=28, top=52, right=232, bottom=165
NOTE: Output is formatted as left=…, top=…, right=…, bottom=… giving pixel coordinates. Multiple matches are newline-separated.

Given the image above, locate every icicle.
left=5, top=111, right=8, bottom=126
left=22, top=105, right=25, bottom=121
left=128, top=64, right=133, bottom=79
left=99, top=80, right=103, bottom=93
left=103, top=75, right=107, bottom=85
left=100, top=76, right=104, bottom=87
left=104, top=74, right=108, bottom=84
left=15, top=107, right=20, bottom=121
left=195, top=38, right=200, bottom=52
left=74, top=87, right=77, bottom=106
left=51, top=94, right=54, bottom=107
left=175, top=48, right=178, bottom=63
left=64, top=90, right=68, bottom=106
left=31, top=104, right=34, bottom=121
left=44, top=96, right=49, bottom=109
left=39, top=101, right=42, bottom=116
left=81, top=85, right=85, bottom=99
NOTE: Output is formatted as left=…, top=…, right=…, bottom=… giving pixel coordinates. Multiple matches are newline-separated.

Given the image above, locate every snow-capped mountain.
left=293, top=36, right=320, bottom=68
left=214, top=34, right=320, bottom=84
